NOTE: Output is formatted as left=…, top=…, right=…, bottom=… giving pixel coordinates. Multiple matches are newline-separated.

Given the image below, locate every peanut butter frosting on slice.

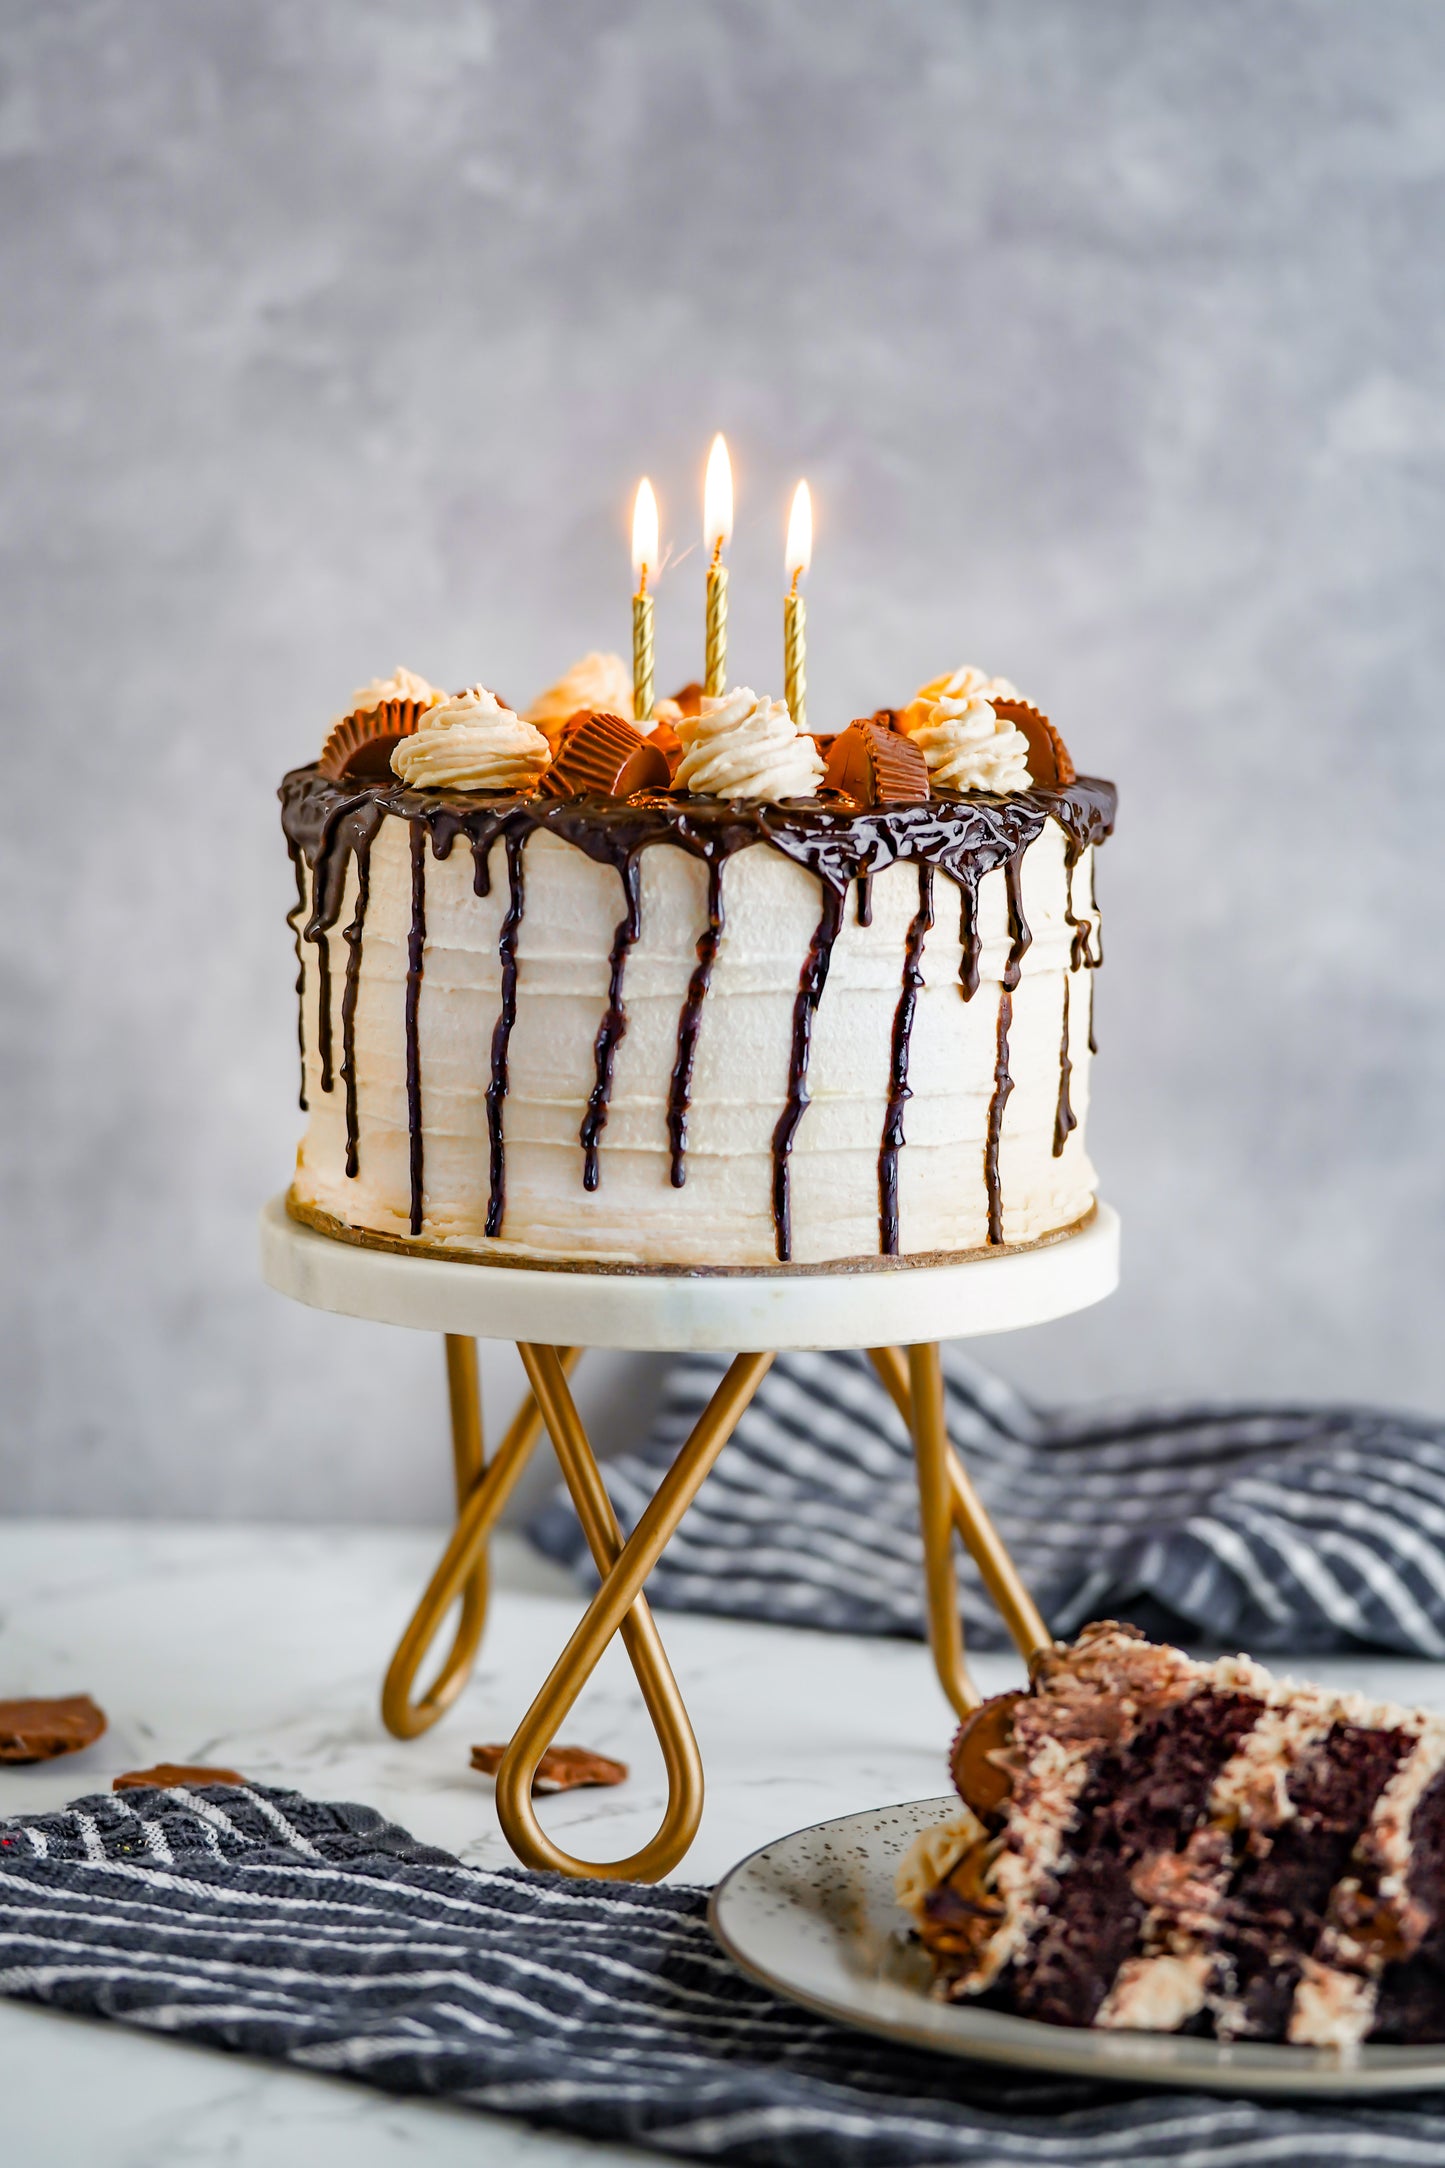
left=390, top=686, right=551, bottom=792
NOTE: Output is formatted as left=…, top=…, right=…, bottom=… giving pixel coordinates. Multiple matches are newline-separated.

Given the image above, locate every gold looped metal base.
left=381, top=1334, right=1050, bottom=1877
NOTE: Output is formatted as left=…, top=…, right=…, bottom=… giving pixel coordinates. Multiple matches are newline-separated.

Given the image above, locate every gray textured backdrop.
left=4, top=1, right=1443, bottom=1520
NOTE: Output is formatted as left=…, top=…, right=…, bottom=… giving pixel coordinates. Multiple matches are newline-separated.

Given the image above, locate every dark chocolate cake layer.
left=899, top=1624, right=1445, bottom=2045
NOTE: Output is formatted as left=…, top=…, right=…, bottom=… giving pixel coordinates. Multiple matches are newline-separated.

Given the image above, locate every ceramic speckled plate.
left=708, top=1795, right=1445, bottom=2097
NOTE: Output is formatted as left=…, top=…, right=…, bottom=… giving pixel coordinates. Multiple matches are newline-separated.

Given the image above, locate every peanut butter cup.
left=319, top=697, right=430, bottom=782
left=823, top=718, right=930, bottom=805
left=992, top=698, right=1075, bottom=788
left=540, top=711, right=671, bottom=799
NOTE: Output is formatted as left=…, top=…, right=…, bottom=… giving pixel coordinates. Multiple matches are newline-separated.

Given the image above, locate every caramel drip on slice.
left=404, top=821, right=427, bottom=1236
left=339, top=830, right=373, bottom=1178
left=879, top=863, right=934, bottom=1255
left=485, top=832, right=527, bottom=1238
left=771, top=883, right=844, bottom=1262
left=985, top=989, right=1013, bottom=1246
left=855, top=871, right=873, bottom=927
left=580, top=858, right=643, bottom=1191
left=667, top=857, right=725, bottom=1189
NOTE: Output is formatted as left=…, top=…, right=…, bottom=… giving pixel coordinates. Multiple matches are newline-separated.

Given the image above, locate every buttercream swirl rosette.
left=525, top=652, right=635, bottom=743
left=900, top=666, right=1034, bottom=794
left=390, top=686, right=551, bottom=792
left=673, top=686, right=824, bottom=803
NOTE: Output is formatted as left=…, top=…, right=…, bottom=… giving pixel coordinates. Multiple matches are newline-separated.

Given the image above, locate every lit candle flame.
left=785, top=480, right=812, bottom=591
left=704, top=434, right=733, bottom=562
left=632, top=477, right=659, bottom=592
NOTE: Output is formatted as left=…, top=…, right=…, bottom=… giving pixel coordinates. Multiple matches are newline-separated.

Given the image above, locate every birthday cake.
left=899, top=1624, right=1445, bottom=2045
left=280, top=655, right=1113, bottom=1270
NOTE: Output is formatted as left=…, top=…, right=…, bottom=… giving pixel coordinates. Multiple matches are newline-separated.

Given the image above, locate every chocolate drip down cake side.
left=281, top=656, right=1112, bottom=1270
left=899, top=1624, right=1445, bottom=2047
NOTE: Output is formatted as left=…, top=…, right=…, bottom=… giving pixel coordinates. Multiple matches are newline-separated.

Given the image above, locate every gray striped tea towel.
left=5, top=1781, right=1445, bottom=2165
left=530, top=1347, right=1445, bottom=1655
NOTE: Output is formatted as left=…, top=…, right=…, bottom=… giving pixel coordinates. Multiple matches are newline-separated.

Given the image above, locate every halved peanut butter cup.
left=992, top=698, right=1075, bottom=789
left=823, top=718, right=930, bottom=806
left=318, top=697, right=430, bottom=781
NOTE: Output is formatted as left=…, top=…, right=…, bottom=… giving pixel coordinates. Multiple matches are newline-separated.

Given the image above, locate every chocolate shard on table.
left=470, top=1742, right=628, bottom=1794
left=113, top=1762, right=247, bottom=1792
left=539, top=710, right=671, bottom=798
left=0, top=1695, right=106, bottom=1763
left=992, top=698, right=1076, bottom=789
left=823, top=718, right=930, bottom=805
left=899, top=1622, right=1445, bottom=2047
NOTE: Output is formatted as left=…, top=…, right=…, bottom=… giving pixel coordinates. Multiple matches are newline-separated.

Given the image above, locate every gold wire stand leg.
left=868, top=1343, right=1050, bottom=1720
left=496, top=1344, right=775, bottom=1882
left=380, top=1338, right=580, bottom=1740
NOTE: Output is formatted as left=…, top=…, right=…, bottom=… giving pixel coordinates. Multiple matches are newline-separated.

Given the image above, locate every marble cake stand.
left=260, top=1193, right=1119, bottom=1881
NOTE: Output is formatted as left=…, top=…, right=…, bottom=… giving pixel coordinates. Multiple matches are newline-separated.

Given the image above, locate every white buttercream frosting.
left=390, top=686, right=551, bottom=792
left=345, top=666, right=445, bottom=715
left=674, top=686, right=825, bottom=802
left=526, top=652, right=635, bottom=740
left=901, top=667, right=1032, bottom=794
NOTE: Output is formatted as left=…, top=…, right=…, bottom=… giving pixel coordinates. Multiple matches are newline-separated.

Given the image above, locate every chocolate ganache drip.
left=1053, top=974, right=1077, bottom=1159
left=581, top=858, right=644, bottom=1191
left=339, top=824, right=375, bottom=1178
left=486, top=831, right=527, bottom=1237
left=985, top=990, right=1014, bottom=1246
left=667, top=857, right=725, bottom=1188
left=279, top=769, right=1115, bottom=1257
left=404, top=821, right=428, bottom=1235
left=285, top=840, right=309, bottom=1110
left=772, top=883, right=845, bottom=1264
left=878, top=863, right=934, bottom=1256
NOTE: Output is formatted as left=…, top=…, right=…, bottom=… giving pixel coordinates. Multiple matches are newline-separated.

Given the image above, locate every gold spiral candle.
left=632, top=580, right=655, bottom=724
left=703, top=437, right=733, bottom=699
left=783, top=479, right=812, bottom=732
left=705, top=553, right=728, bottom=698
left=783, top=585, right=806, bottom=732
left=631, top=477, right=658, bottom=724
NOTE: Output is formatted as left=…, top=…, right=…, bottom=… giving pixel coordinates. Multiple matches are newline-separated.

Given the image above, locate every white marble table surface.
left=4, top=1520, right=1445, bottom=2166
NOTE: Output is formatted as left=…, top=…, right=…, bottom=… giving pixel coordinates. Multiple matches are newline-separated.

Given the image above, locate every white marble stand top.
left=4, top=1520, right=1445, bottom=2165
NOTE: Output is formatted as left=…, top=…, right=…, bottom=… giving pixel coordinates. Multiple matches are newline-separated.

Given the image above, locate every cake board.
left=260, top=1192, right=1120, bottom=1880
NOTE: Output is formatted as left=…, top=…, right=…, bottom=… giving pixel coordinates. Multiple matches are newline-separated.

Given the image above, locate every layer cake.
left=281, top=659, right=1113, bottom=1270
left=900, top=1623, right=1445, bottom=2045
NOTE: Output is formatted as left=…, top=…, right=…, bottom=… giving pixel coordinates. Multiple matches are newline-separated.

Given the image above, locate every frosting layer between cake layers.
left=280, top=770, right=1113, bottom=1270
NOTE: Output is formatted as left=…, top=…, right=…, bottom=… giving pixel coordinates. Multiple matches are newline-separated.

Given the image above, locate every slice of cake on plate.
left=898, top=1621, right=1445, bottom=2044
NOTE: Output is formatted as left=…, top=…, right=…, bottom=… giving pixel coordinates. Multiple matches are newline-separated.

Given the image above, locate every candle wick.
left=637, top=565, right=650, bottom=598
left=789, top=567, right=802, bottom=598
left=710, top=538, right=724, bottom=572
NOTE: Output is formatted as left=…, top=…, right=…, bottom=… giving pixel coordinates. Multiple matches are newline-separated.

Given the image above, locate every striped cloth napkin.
left=531, top=1348, right=1445, bottom=1655
left=5, top=1781, right=1445, bottom=2165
